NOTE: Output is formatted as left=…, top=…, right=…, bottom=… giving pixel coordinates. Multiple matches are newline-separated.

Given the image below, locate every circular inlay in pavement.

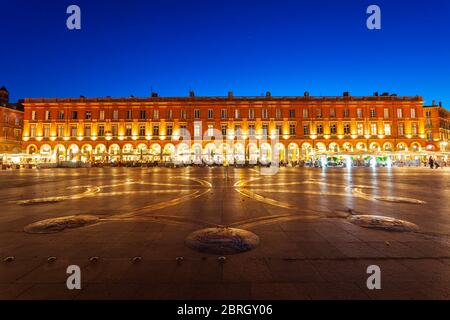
left=349, top=215, right=419, bottom=232
left=373, top=196, right=425, bottom=204
left=24, top=215, right=99, bottom=234
left=185, top=228, right=259, bottom=255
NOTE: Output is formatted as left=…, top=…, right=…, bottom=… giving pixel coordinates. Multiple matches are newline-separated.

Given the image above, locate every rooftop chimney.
left=227, top=91, right=233, bottom=98
left=266, top=91, right=271, bottom=97
left=343, top=91, right=350, bottom=97
left=189, top=90, right=195, bottom=97
left=304, top=91, right=310, bottom=97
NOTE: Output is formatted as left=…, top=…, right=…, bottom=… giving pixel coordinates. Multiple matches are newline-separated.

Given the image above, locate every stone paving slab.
left=0, top=167, right=449, bottom=299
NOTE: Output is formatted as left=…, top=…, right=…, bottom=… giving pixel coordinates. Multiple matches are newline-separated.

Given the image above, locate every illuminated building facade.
left=21, top=91, right=447, bottom=164
left=0, top=86, right=24, bottom=154
left=423, top=102, right=450, bottom=153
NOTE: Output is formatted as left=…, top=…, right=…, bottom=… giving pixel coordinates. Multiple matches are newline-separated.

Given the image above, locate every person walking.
left=429, top=156, right=434, bottom=169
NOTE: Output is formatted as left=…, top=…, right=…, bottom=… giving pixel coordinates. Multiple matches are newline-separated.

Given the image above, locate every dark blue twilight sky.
left=1, top=0, right=449, bottom=107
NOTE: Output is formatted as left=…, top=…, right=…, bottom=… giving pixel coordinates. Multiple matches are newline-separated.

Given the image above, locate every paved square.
left=0, top=167, right=449, bottom=299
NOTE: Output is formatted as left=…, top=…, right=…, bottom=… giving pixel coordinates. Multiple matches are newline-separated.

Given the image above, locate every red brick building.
left=21, top=91, right=447, bottom=165
left=0, top=86, right=23, bottom=154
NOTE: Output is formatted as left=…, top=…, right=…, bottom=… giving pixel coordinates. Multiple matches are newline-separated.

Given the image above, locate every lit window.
left=384, top=123, right=391, bottom=136
left=357, top=123, right=364, bottom=136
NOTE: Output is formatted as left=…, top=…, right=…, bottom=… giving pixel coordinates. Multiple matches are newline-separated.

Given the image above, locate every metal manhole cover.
left=24, top=215, right=99, bottom=234
left=185, top=228, right=260, bottom=255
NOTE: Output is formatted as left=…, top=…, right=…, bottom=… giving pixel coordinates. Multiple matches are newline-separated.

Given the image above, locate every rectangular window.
left=45, top=110, right=51, bottom=121
left=316, top=108, right=322, bottom=118
left=181, top=109, right=187, bottom=120
left=370, top=123, right=377, bottom=135
left=343, top=109, right=349, bottom=118
left=357, top=108, right=363, bottom=118
left=357, top=123, right=364, bottom=136
left=221, top=125, right=227, bottom=136
left=139, top=125, right=145, bottom=137
left=235, top=109, right=241, bottom=119
left=43, top=125, right=50, bottom=138
left=398, top=123, right=404, bottom=135
left=152, top=125, right=159, bottom=137
left=98, top=125, right=105, bottom=137
left=85, top=111, right=92, bottom=120
left=179, top=125, right=187, bottom=138
left=275, top=109, right=282, bottom=119
left=208, top=109, right=213, bottom=119
left=370, top=109, right=376, bottom=118
left=140, top=110, right=146, bottom=120
left=289, top=124, right=296, bottom=136
left=262, top=124, right=269, bottom=136
left=126, top=110, right=132, bottom=120
left=262, top=109, right=268, bottom=119
left=248, top=124, right=255, bottom=136
left=207, top=124, right=214, bottom=137
left=30, top=125, right=36, bottom=138
left=153, top=109, right=159, bottom=120
left=410, top=108, right=416, bottom=119
left=412, top=123, right=418, bottom=135
left=99, top=110, right=105, bottom=121
left=303, top=124, right=310, bottom=136
left=302, top=109, right=309, bottom=118
left=329, top=108, right=336, bottom=118
left=397, top=108, right=403, bottom=118
left=194, top=123, right=201, bottom=137
left=72, top=111, right=78, bottom=120
left=235, top=125, right=241, bottom=136
left=167, top=109, right=173, bottom=120
left=221, top=109, right=227, bottom=119
left=57, top=125, right=64, bottom=137
left=194, top=109, right=200, bottom=119
left=58, top=111, right=65, bottom=120
left=84, top=125, right=91, bottom=137
left=317, top=124, right=323, bottom=135
left=344, top=124, right=351, bottom=135
left=166, top=125, right=173, bottom=137
left=330, top=124, right=337, bottom=134
left=112, top=110, right=119, bottom=120
left=289, top=109, right=295, bottom=119
left=384, top=108, right=389, bottom=119
left=112, top=125, right=118, bottom=137
left=71, top=125, right=77, bottom=137
left=276, top=125, right=282, bottom=135
left=249, top=108, right=255, bottom=119
left=124, top=125, right=131, bottom=136
left=31, top=111, right=37, bottom=121
left=384, top=123, right=391, bottom=136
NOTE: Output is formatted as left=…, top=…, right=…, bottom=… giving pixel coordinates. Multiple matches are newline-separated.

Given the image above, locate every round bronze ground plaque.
left=24, top=215, right=99, bottom=234
left=185, top=227, right=259, bottom=255
left=349, top=215, right=419, bottom=232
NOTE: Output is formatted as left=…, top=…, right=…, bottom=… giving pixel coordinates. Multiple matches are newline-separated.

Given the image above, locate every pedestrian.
left=435, top=161, right=440, bottom=169
left=429, top=156, right=434, bottom=169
